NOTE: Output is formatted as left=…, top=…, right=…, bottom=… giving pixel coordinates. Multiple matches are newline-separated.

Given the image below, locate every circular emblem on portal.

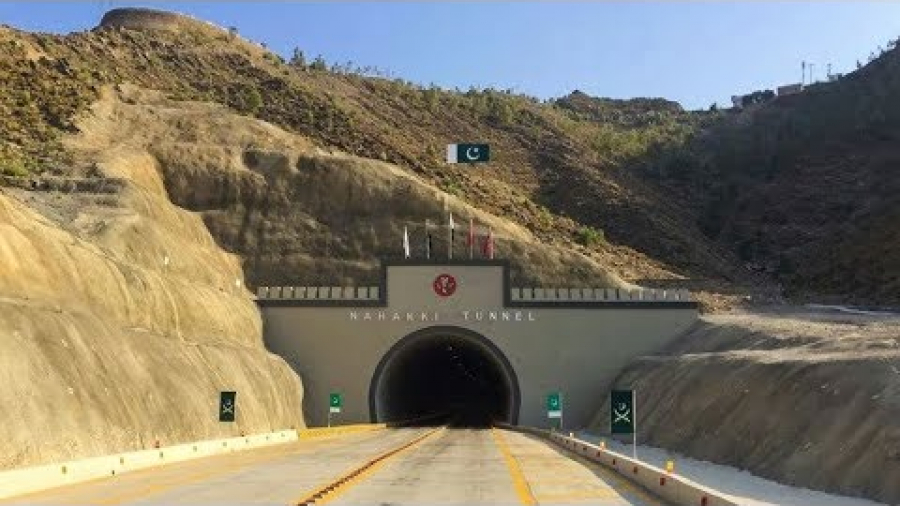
left=433, top=273, right=457, bottom=297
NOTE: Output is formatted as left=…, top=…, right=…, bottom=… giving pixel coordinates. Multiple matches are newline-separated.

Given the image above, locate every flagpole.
left=468, top=217, right=474, bottom=260
left=632, top=389, right=637, bottom=460
left=425, top=219, right=431, bottom=260
left=448, top=212, right=455, bottom=260
left=403, top=226, right=410, bottom=259
left=485, top=227, right=494, bottom=260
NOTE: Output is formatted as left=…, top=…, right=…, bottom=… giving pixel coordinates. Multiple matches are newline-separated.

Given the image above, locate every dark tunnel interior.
left=371, top=332, right=517, bottom=428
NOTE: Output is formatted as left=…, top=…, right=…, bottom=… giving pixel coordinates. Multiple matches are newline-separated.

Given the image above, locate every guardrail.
left=511, top=287, right=692, bottom=302
left=497, top=424, right=736, bottom=506
left=297, top=423, right=387, bottom=439
left=257, top=286, right=380, bottom=301
left=256, top=285, right=693, bottom=303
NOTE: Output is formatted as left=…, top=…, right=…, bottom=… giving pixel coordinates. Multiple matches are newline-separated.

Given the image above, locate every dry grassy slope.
left=99, top=84, right=630, bottom=288
left=0, top=87, right=306, bottom=469
left=0, top=9, right=767, bottom=311
left=591, top=312, right=900, bottom=504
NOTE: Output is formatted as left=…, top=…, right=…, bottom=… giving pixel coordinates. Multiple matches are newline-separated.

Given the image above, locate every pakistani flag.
left=446, top=143, right=490, bottom=164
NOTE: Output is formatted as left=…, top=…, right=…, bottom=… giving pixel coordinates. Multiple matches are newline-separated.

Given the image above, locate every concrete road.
left=4, top=428, right=667, bottom=505
left=3, top=428, right=428, bottom=506
left=331, top=428, right=665, bottom=505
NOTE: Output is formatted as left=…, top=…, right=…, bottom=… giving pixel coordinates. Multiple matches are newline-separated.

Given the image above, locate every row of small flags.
left=402, top=213, right=494, bottom=259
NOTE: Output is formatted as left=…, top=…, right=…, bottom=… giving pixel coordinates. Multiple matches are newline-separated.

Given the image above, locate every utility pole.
left=801, top=61, right=806, bottom=85
left=809, top=63, right=815, bottom=83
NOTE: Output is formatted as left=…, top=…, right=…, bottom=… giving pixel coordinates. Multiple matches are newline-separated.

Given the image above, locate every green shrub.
left=0, top=158, right=29, bottom=177
left=576, top=226, right=605, bottom=246
left=237, top=87, right=263, bottom=115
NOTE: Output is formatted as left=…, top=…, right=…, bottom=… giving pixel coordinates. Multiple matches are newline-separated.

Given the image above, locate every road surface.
left=5, top=428, right=667, bottom=505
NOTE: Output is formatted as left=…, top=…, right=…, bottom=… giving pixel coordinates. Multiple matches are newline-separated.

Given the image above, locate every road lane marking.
left=294, top=427, right=443, bottom=505
left=555, top=446, right=664, bottom=506
left=501, top=430, right=666, bottom=506
left=490, top=429, right=537, bottom=505
left=2, top=430, right=387, bottom=505
left=93, top=438, right=364, bottom=505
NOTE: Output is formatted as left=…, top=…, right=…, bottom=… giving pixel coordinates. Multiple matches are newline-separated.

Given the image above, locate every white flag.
left=403, top=226, right=410, bottom=259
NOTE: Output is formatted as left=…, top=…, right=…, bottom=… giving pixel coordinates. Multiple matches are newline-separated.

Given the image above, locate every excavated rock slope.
left=0, top=89, right=306, bottom=470
left=89, top=84, right=629, bottom=289
left=0, top=83, right=628, bottom=470
left=592, top=310, right=900, bottom=504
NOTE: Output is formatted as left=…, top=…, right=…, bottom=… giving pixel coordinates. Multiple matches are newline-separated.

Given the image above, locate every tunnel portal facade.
left=258, top=260, right=697, bottom=428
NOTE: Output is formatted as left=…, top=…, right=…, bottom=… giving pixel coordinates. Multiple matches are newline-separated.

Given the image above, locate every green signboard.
left=546, top=392, right=562, bottom=418
left=446, top=143, right=490, bottom=164
left=329, top=392, right=342, bottom=413
left=219, top=391, right=236, bottom=422
left=610, top=390, right=635, bottom=434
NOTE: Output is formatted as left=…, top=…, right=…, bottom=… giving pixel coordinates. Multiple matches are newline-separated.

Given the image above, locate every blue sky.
left=2, top=2, right=900, bottom=110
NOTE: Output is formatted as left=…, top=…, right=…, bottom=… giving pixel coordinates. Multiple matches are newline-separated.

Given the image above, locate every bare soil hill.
left=0, top=9, right=896, bottom=502
left=0, top=85, right=307, bottom=469
left=82, top=84, right=630, bottom=288
left=592, top=309, right=900, bottom=504
left=0, top=8, right=777, bottom=311
left=3, top=8, right=897, bottom=308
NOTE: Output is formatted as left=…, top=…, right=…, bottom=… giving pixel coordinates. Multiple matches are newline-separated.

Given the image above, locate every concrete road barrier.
left=0, top=429, right=299, bottom=500
left=297, top=423, right=387, bottom=439
left=498, top=424, right=737, bottom=506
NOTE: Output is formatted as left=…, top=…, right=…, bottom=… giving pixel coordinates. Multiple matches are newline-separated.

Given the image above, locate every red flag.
left=481, top=228, right=494, bottom=259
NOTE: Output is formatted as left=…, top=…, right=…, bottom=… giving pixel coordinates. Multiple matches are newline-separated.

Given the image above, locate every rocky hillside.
left=593, top=310, right=900, bottom=504
left=618, top=53, right=900, bottom=307
left=0, top=8, right=772, bottom=311
left=0, top=87, right=306, bottom=469
left=3, top=8, right=898, bottom=308
left=0, top=9, right=896, bottom=501
left=87, top=84, right=628, bottom=288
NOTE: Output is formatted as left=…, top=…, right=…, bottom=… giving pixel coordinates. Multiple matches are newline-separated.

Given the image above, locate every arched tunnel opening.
left=370, top=326, right=519, bottom=428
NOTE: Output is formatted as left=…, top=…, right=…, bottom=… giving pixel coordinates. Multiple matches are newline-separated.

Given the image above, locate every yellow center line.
left=94, top=437, right=352, bottom=505
left=6, top=431, right=382, bottom=506
left=295, top=427, right=444, bottom=505
left=490, top=428, right=537, bottom=505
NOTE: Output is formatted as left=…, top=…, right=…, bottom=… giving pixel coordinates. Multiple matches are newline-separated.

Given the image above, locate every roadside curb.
left=497, top=424, right=738, bottom=506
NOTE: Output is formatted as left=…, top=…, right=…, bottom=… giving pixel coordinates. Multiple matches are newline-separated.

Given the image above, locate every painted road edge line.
left=491, top=428, right=538, bottom=505
left=497, top=423, right=739, bottom=506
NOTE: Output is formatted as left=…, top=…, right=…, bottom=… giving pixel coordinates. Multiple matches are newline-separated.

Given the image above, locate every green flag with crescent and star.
left=446, top=143, right=490, bottom=163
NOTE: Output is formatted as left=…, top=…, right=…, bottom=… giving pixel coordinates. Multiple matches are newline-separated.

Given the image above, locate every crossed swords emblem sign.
left=613, top=402, right=631, bottom=423
left=221, top=400, right=235, bottom=415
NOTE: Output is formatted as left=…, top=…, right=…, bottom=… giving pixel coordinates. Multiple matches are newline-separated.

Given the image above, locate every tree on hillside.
left=423, top=86, right=439, bottom=112
left=290, top=47, right=306, bottom=69
left=310, top=55, right=327, bottom=71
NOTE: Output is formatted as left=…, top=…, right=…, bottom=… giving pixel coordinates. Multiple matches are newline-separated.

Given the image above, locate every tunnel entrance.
left=369, top=326, right=520, bottom=427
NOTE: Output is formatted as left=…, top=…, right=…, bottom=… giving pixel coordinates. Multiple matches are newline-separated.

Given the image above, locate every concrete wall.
left=260, top=261, right=697, bottom=428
